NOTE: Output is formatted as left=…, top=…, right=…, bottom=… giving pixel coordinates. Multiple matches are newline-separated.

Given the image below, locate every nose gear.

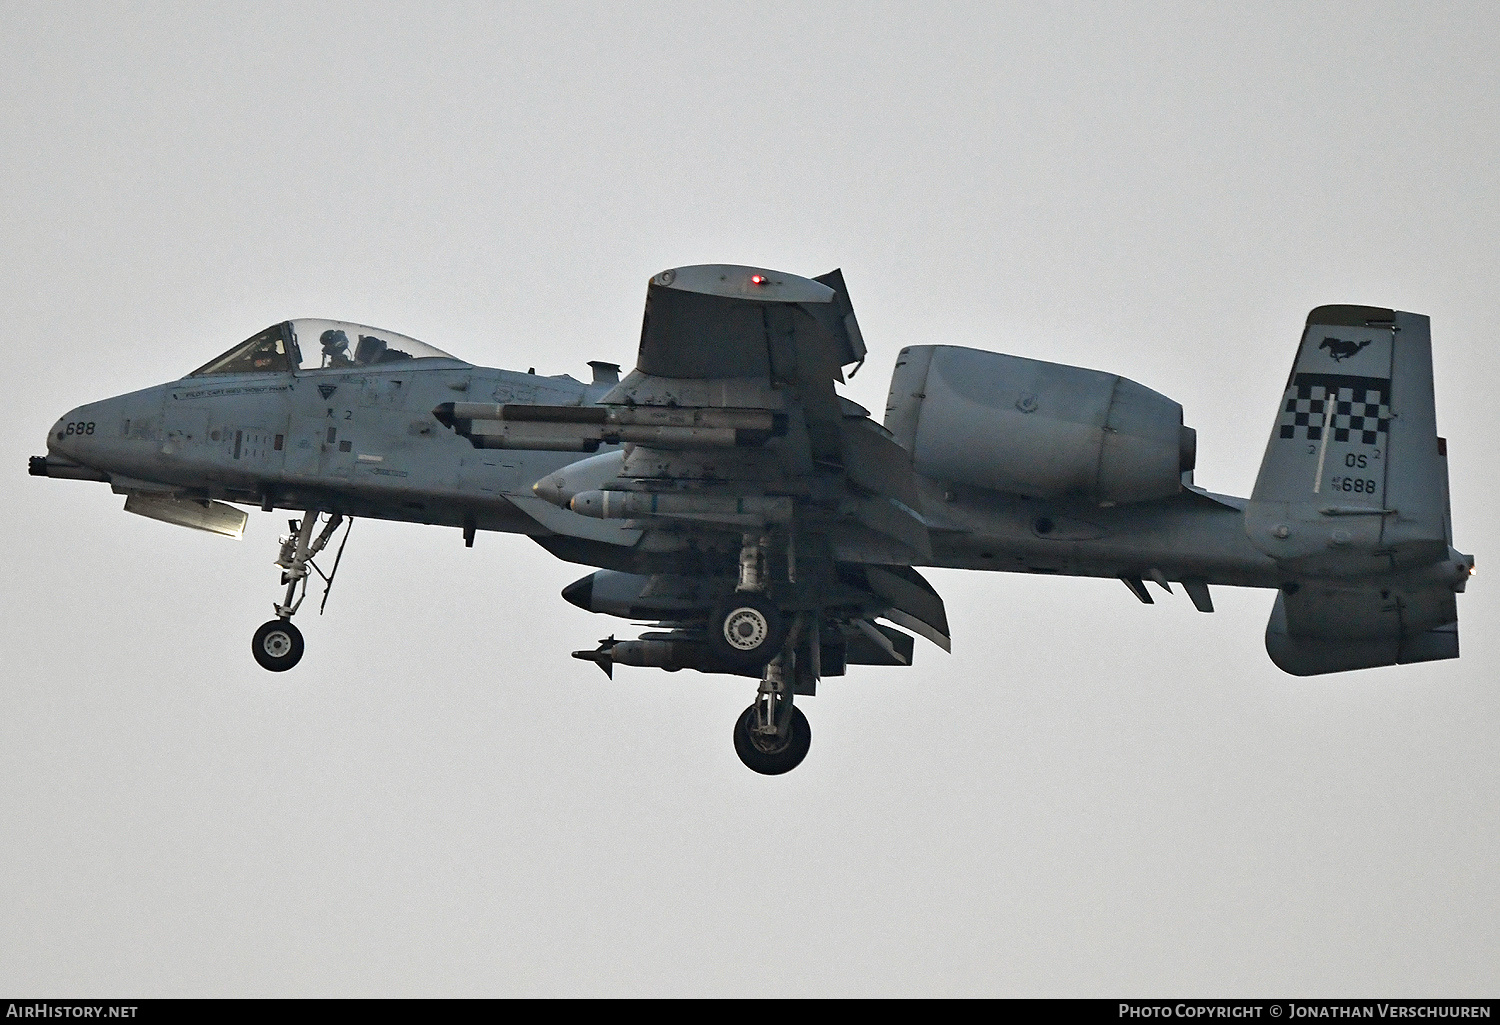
left=252, top=619, right=304, bottom=672
left=250, top=510, right=353, bottom=672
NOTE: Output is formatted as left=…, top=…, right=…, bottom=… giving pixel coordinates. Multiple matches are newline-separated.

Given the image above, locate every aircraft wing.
left=596, top=264, right=930, bottom=562
left=506, top=265, right=947, bottom=681
left=635, top=265, right=864, bottom=387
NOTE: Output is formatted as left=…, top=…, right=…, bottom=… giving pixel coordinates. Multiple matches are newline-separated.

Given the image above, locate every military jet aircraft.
left=32, top=265, right=1474, bottom=773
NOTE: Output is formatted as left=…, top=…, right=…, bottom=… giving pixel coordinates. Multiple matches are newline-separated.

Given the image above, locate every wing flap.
left=864, top=565, right=951, bottom=651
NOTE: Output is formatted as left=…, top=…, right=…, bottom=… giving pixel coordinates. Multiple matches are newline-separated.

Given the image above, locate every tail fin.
left=1247, top=306, right=1471, bottom=675
left=1249, top=305, right=1449, bottom=568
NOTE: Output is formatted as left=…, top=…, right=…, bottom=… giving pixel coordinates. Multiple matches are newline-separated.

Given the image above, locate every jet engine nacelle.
left=885, top=345, right=1195, bottom=506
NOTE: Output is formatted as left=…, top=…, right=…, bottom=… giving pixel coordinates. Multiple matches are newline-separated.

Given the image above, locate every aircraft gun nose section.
left=33, top=406, right=114, bottom=481
left=47, top=408, right=92, bottom=458
left=38, top=387, right=166, bottom=483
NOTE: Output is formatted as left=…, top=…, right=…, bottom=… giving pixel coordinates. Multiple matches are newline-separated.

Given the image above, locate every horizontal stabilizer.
left=1267, top=594, right=1458, bottom=676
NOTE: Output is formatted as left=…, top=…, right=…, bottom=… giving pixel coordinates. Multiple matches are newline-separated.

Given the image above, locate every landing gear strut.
left=709, top=533, right=787, bottom=670
left=251, top=510, right=351, bottom=672
left=733, top=653, right=812, bottom=775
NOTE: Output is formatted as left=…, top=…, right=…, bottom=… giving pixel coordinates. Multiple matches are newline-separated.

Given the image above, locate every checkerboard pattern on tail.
left=1277, top=372, right=1390, bottom=446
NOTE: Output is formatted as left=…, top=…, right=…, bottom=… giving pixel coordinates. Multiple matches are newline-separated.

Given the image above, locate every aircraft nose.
left=45, top=394, right=137, bottom=466
left=48, top=408, right=94, bottom=457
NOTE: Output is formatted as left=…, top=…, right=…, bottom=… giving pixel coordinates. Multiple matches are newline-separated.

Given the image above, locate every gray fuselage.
left=45, top=357, right=1282, bottom=591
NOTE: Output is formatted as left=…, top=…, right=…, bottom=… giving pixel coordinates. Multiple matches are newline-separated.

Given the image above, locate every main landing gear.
left=709, top=532, right=787, bottom=670
left=728, top=536, right=814, bottom=774
left=709, top=592, right=786, bottom=669
left=251, top=510, right=351, bottom=672
left=733, top=654, right=812, bottom=775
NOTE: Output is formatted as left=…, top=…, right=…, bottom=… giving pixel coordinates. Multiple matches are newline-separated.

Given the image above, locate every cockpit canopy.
left=189, top=319, right=462, bottom=377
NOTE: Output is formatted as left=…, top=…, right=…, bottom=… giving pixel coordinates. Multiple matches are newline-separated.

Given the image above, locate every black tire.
left=733, top=703, right=811, bottom=775
left=252, top=619, right=304, bottom=672
left=708, top=593, right=787, bottom=670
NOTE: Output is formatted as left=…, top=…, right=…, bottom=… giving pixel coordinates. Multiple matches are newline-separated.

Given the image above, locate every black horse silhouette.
left=1319, top=337, right=1371, bottom=362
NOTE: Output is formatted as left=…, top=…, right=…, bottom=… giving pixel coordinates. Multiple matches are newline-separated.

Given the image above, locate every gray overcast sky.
left=2, top=1, right=1496, bottom=997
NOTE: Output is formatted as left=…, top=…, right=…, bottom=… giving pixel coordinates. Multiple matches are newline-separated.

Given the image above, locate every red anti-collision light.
left=750, top=274, right=766, bottom=285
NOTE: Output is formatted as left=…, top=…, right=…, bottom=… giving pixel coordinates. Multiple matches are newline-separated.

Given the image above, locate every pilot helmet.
left=320, top=328, right=350, bottom=353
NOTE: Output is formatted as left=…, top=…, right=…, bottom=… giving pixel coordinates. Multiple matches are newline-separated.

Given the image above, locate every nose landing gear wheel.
left=733, top=703, right=811, bottom=775
left=252, top=619, right=304, bottom=672
left=708, top=593, right=787, bottom=670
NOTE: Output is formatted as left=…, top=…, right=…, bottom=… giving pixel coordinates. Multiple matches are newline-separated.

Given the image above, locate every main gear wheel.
left=733, top=704, right=811, bottom=775
left=708, top=593, right=787, bottom=669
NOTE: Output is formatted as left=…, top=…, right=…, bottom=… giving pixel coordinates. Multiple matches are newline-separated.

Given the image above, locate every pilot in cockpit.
left=357, top=334, right=413, bottom=364
left=249, top=336, right=284, bottom=370
left=320, top=329, right=354, bottom=368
